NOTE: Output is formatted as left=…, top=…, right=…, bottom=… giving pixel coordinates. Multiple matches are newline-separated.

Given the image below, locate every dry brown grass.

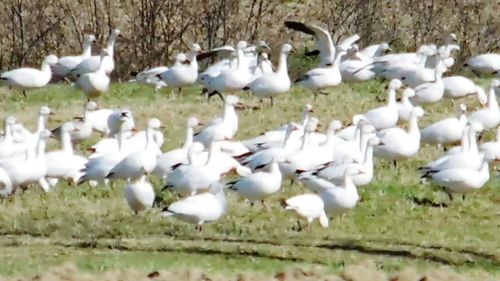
left=1, top=260, right=497, bottom=281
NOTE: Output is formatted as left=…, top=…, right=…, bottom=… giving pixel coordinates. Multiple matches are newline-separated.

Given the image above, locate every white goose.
left=396, top=88, right=416, bottom=122
left=410, top=60, right=447, bottom=105
left=0, top=130, right=51, bottom=192
left=107, top=118, right=163, bottom=181
left=153, top=117, right=199, bottom=180
left=423, top=155, right=491, bottom=199
left=125, top=175, right=155, bottom=214
left=240, top=123, right=300, bottom=171
left=420, top=104, right=467, bottom=148
left=0, top=117, right=18, bottom=158
left=229, top=156, right=283, bottom=206
left=464, top=54, right=500, bottom=75
left=71, top=29, right=121, bottom=76
left=480, top=126, right=500, bottom=162
left=76, top=50, right=110, bottom=99
left=296, top=48, right=347, bottom=99
left=159, top=43, right=202, bottom=96
left=0, top=167, right=13, bottom=197
left=164, top=139, right=223, bottom=196
left=194, top=95, right=239, bottom=147
left=468, top=79, right=500, bottom=130
left=161, top=182, right=227, bottom=231
left=0, top=55, right=58, bottom=96
left=361, top=79, right=402, bottom=130
left=319, top=167, right=362, bottom=216
left=282, top=194, right=329, bottom=229
left=443, top=76, right=487, bottom=104
left=53, top=34, right=96, bottom=79
left=374, top=107, right=425, bottom=165
left=45, top=122, right=88, bottom=185
left=78, top=114, right=132, bottom=185
left=204, top=41, right=255, bottom=100
left=419, top=123, right=484, bottom=173
left=84, top=101, right=114, bottom=136
left=245, top=43, right=292, bottom=105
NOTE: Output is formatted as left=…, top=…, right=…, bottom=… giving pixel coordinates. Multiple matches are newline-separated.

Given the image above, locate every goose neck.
left=36, top=137, right=46, bottom=159
left=61, top=130, right=73, bottom=154
left=343, top=173, right=354, bottom=189
left=362, top=142, right=374, bottom=165
left=276, top=51, right=289, bottom=75
left=460, top=126, right=470, bottom=152
left=407, top=115, right=420, bottom=137
left=82, top=41, right=92, bottom=58
left=487, top=87, right=498, bottom=111
left=299, top=131, right=309, bottom=151
left=387, top=89, right=397, bottom=107
left=3, top=122, right=12, bottom=142
left=467, top=128, right=478, bottom=154
left=206, top=141, right=218, bottom=165
left=182, top=127, right=194, bottom=150
left=36, top=115, right=46, bottom=134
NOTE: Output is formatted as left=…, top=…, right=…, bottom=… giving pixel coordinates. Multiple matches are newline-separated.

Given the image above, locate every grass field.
left=0, top=78, right=499, bottom=280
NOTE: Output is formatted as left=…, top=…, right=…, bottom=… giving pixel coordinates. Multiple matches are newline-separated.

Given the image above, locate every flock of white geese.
left=0, top=21, right=499, bottom=230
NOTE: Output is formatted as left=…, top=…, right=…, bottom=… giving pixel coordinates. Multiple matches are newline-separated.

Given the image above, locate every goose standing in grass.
left=0, top=130, right=51, bottom=192
left=422, top=154, right=492, bottom=200
left=130, top=53, right=188, bottom=91
left=78, top=114, right=133, bottom=185
left=410, top=60, right=447, bottom=105
left=295, top=48, right=347, bottom=99
left=71, top=29, right=122, bottom=76
left=396, top=88, right=416, bottom=122
left=443, top=76, right=487, bottom=104
left=480, top=126, right=500, bottom=161
left=0, top=167, right=13, bottom=197
left=420, top=104, right=467, bottom=148
left=374, top=107, right=425, bottom=166
left=468, top=79, right=500, bottom=129
left=360, top=79, right=402, bottom=130
left=164, top=137, right=225, bottom=196
left=107, top=118, right=163, bottom=181
left=0, top=55, right=59, bottom=97
left=161, top=182, right=227, bottom=231
left=305, top=136, right=380, bottom=187
left=203, top=41, right=255, bottom=101
left=319, top=167, right=363, bottom=216
left=282, top=194, right=329, bottom=230
left=45, top=123, right=88, bottom=185
left=53, top=34, right=96, bottom=80
left=125, top=175, right=155, bottom=214
left=75, top=50, right=111, bottom=100
left=419, top=123, right=484, bottom=173
left=84, top=101, right=114, bottom=136
left=244, top=43, right=293, bottom=106
left=464, top=53, right=500, bottom=75
left=153, top=117, right=199, bottom=180
left=194, top=95, right=240, bottom=147
left=158, top=43, right=202, bottom=96
left=0, top=117, right=18, bottom=158
left=228, top=156, right=283, bottom=208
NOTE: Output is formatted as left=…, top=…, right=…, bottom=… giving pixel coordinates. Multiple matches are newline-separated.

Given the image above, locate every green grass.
left=0, top=78, right=499, bottom=280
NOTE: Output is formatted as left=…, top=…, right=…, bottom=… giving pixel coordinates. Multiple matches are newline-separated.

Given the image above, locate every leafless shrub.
left=0, top=0, right=497, bottom=76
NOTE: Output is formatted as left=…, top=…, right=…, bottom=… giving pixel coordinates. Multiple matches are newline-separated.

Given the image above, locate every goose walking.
left=282, top=194, right=329, bottom=229
left=125, top=175, right=155, bottom=214
left=0, top=55, right=59, bottom=96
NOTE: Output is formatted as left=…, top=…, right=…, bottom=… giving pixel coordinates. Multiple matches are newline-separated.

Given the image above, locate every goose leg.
left=22, top=91, right=27, bottom=98
left=178, top=87, right=182, bottom=98
left=270, top=97, right=274, bottom=107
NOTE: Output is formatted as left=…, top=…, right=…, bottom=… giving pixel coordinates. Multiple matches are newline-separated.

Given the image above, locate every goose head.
left=280, top=43, right=294, bottom=55
left=61, top=122, right=76, bottom=133
left=39, top=106, right=52, bottom=117
left=191, top=43, right=203, bottom=54
left=44, top=55, right=59, bottom=66
left=175, top=53, right=188, bottom=65
left=388, top=79, right=403, bottom=90
left=38, top=129, right=52, bottom=140
left=402, top=88, right=415, bottom=98
left=147, top=118, right=163, bottom=130
left=187, top=117, right=199, bottom=128
left=304, top=104, right=313, bottom=114
left=445, top=33, right=457, bottom=44
left=456, top=103, right=467, bottom=116
left=379, top=42, right=391, bottom=54
left=225, top=95, right=239, bottom=106
left=367, top=136, right=381, bottom=147
left=236, top=41, right=248, bottom=50
left=5, top=116, right=16, bottom=126
left=85, top=101, right=98, bottom=111
left=469, top=121, right=484, bottom=134
left=328, top=120, right=343, bottom=132
left=257, top=40, right=271, bottom=52
left=305, top=117, right=319, bottom=133
left=410, top=106, right=425, bottom=118
left=189, top=142, right=205, bottom=154
left=84, top=34, right=97, bottom=45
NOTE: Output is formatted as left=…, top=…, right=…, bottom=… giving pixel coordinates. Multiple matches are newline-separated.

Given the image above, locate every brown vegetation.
left=0, top=0, right=498, bottom=77
left=1, top=260, right=496, bottom=281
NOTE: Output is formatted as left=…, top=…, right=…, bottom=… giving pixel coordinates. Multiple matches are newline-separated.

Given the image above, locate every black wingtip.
left=254, top=163, right=267, bottom=170
left=130, top=71, right=138, bottom=76
left=243, top=86, right=250, bottom=91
